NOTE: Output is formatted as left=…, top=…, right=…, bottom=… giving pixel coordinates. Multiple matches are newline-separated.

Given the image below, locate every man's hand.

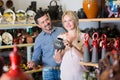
left=27, top=61, right=36, bottom=69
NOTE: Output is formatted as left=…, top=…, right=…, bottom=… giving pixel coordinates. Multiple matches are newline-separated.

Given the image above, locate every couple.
left=27, top=10, right=87, bottom=80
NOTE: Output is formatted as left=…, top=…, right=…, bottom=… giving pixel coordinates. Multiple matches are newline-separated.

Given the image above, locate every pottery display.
left=3, top=9, right=15, bottom=24
left=0, top=45, right=34, bottom=80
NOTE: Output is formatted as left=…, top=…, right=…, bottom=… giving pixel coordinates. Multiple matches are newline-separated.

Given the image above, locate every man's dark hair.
left=34, top=10, right=46, bottom=24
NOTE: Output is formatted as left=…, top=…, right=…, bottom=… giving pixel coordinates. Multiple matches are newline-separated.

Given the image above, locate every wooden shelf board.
left=25, top=68, right=42, bottom=74
left=79, top=18, right=120, bottom=22
left=0, top=43, right=34, bottom=49
left=79, top=61, right=98, bottom=67
left=0, top=24, right=37, bottom=28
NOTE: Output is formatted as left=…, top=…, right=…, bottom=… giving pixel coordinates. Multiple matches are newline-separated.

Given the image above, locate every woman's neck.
left=68, top=29, right=77, bottom=36
left=67, top=29, right=77, bottom=42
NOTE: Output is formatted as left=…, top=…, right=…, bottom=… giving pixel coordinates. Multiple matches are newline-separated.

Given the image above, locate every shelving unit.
left=0, top=23, right=36, bottom=62
left=79, top=18, right=120, bottom=67
left=0, top=43, right=34, bottom=49
left=0, top=18, right=120, bottom=70
left=79, top=62, right=98, bottom=67
left=25, top=68, right=42, bottom=74
left=79, top=18, right=120, bottom=22
left=0, top=24, right=36, bottom=28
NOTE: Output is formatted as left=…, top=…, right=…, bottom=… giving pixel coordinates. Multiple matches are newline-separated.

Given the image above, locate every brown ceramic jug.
left=83, top=0, right=99, bottom=18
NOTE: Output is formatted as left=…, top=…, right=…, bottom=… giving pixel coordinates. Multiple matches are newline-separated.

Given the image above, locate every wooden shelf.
left=0, top=43, right=34, bottom=49
left=79, top=18, right=120, bottom=22
left=25, top=68, right=42, bottom=74
left=0, top=24, right=37, bottom=28
left=79, top=61, right=98, bottom=67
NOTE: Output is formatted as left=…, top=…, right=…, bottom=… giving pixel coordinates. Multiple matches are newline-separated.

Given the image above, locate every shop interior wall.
left=2, top=0, right=120, bottom=31
left=2, top=0, right=83, bottom=11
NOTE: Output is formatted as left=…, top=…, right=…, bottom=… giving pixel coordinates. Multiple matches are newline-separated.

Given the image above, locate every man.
left=27, top=10, right=65, bottom=80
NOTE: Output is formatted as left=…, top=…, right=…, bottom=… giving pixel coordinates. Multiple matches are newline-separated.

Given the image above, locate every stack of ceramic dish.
left=1, top=32, right=13, bottom=45
left=15, top=10, right=26, bottom=24
left=3, top=9, right=15, bottom=24
left=26, top=10, right=36, bottom=24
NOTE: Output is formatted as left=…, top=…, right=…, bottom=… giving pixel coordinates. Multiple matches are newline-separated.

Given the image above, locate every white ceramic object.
left=16, top=9, right=27, bottom=23
left=0, top=35, right=2, bottom=46
left=26, top=10, right=36, bottom=24
left=0, top=12, right=2, bottom=23
left=2, top=32, right=13, bottom=45
left=3, top=9, right=15, bottom=24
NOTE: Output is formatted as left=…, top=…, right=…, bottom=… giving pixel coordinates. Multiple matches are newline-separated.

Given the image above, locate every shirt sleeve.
left=32, top=38, right=42, bottom=65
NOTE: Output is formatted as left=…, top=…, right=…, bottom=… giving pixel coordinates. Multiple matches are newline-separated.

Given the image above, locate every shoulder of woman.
left=79, top=32, right=85, bottom=39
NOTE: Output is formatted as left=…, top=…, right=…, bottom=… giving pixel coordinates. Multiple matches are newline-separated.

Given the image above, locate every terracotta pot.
left=83, top=0, right=99, bottom=18
left=0, top=0, right=3, bottom=7
left=26, top=35, right=33, bottom=43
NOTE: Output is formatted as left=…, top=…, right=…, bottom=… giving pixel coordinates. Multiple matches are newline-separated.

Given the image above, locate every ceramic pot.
left=26, top=35, right=33, bottom=43
left=77, top=8, right=87, bottom=19
left=53, top=38, right=65, bottom=50
left=6, top=0, right=13, bottom=8
left=83, top=0, right=99, bottom=18
left=0, top=45, right=34, bottom=80
left=0, top=0, right=3, bottom=7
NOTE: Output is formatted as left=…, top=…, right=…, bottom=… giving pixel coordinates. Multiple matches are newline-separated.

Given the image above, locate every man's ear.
left=37, top=24, right=41, bottom=28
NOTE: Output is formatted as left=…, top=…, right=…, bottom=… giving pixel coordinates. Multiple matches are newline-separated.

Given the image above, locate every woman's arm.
left=53, top=49, right=65, bottom=63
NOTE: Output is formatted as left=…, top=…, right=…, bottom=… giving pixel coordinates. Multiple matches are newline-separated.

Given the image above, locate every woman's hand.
left=63, top=39, right=73, bottom=48
left=53, top=49, right=64, bottom=63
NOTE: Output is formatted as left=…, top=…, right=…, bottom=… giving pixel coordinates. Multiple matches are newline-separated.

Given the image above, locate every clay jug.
left=83, top=0, right=99, bottom=18
left=48, top=0, right=59, bottom=20
left=0, top=45, right=34, bottom=80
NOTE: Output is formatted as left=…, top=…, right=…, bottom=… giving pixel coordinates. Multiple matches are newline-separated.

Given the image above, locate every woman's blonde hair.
left=62, top=11, right=79, bottom=28
left=62, top=11, right=83, bottom=50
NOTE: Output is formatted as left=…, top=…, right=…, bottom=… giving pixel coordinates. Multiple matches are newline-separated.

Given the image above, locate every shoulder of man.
left=54, top=26, right=66, bottom=32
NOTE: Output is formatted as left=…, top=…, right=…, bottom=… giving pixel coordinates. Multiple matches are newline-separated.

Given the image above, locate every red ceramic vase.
left=0, top=45, right=34, bottom=80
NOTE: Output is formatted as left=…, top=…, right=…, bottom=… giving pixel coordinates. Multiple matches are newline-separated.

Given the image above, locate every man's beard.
left=45, top=23, right=52, bottom=30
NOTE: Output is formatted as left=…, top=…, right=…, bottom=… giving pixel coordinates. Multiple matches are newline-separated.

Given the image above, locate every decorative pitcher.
left=0, top=45, right=34, bottom=80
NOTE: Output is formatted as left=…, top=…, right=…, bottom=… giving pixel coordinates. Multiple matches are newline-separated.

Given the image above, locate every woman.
left=54, top=11, right=87, bottom=80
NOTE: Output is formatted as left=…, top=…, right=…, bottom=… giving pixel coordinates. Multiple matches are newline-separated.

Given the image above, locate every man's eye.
left=41, top=21, right=44, bottom=24
left=45, top=18, right=49, bottom=21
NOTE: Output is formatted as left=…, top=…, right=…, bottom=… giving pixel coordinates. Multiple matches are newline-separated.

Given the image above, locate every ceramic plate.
left=2, top=32, right=13, bottom=45
left=0, top=12, right=2, bottom=23
left=0, top=35, right=2, bottom=42
left=16, top=9, right=26, bottom=23
left=3, top=9, right=15, bottom=24
left=26, top=10, right=36, bottom=23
